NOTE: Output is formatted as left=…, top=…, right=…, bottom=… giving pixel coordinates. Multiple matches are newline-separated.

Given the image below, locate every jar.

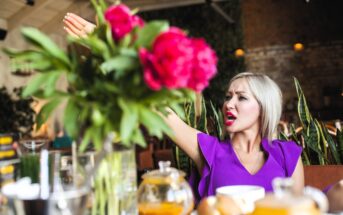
left=137, top=161, right=194, bottom=215
left=252, top=178, right=322, bottom=215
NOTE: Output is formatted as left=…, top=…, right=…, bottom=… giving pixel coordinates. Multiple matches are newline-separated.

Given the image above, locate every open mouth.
left=225, top=111, right=236, bottom=126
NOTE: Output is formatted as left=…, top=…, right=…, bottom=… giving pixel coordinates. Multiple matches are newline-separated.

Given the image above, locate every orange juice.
left=139, top=202, right=189, bottom=215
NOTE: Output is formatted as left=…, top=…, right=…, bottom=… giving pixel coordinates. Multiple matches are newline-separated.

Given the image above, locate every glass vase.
left=92, top=144, right=137, bottom=215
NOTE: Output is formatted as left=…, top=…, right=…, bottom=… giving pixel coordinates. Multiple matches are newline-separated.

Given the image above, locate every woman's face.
left=222, top=78, right=261, bottom=135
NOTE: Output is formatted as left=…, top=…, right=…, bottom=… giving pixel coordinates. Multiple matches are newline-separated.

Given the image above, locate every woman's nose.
left=225, top=98, right=235, bottom=110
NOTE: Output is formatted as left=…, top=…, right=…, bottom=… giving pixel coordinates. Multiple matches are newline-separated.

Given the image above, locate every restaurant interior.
left=0, top=0, right=342, bottom=214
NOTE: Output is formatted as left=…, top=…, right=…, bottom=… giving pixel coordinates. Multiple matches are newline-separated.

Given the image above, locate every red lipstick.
left=225, top=111, right=236, bottom=126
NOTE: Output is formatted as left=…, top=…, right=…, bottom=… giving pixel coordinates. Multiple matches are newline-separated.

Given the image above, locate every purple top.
left=189, top=133, right=302, bottom=201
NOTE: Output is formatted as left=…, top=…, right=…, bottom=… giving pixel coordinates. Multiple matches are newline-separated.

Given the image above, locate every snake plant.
left=278, top=78, right=342, bottom=165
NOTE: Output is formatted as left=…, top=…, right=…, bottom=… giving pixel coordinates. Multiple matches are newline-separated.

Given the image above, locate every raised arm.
left=163, top=108, right=204, bottom=173
left=63, top=13, right=96, bottom=38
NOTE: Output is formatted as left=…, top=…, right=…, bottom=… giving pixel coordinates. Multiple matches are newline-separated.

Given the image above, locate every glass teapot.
left=252, top=177, right=327, bottom=215
left=137, top=161, right=194, bottom=215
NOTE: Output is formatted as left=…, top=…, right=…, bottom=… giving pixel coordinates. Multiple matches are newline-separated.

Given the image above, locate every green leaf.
left=278, top=132, right=289, bottom=141
left=91, top=0, right=105, bottom=24
left=322, top=122, right=341, bottom=164
left=131, top=129, right=146, bottom=148
left=22, top=73, right=50, bottom=97
left=302, top=120, right=325, bottom=164
left=79, top=128, right=93, bottom=152
left=289, top=123, right=300, bottom=144
left=134, top=21, right=169, bottom=48
left=119, top=48, right=137, bottom=58
left=118, top=99, right=138, bottom=144
left=169, top=103, right=185, bottom=120
left=21, top=28, right=69, bottom=65
left=100, top=56, right=138, bottom=74
left=139, top=107, right=173, bottom=139
left=210, top=101, right=223, bottom=140
left=63, top=99, right=80, bottom=138
left=337, top=129, right=343, bottom=161
left=294, top=77, right=311, bottom=127
left=92, top=108, right=105, bottom=126
left=105, top=23, right=116, bottom=52
left=43, top=72, right=61, bottom=97
left=197, top=97, right=208, bottom=133
left=36, top=98, right=62, bottom=129
left=119, top=33, right=132, bottom=48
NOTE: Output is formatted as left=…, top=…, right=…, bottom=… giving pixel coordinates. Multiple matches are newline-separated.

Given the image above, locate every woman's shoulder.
left=265, top=138, right=303, bottom=176
left=269, top=139, right=302, bottom=152
left=197, top=132, right=228, bottom=145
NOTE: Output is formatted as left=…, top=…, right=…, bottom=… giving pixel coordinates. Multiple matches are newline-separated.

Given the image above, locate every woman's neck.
left=230, top=132, right=262, bottom=154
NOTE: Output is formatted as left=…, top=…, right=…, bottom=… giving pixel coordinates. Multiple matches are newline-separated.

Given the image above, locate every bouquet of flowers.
left=4, top=0, right=218, bottom=151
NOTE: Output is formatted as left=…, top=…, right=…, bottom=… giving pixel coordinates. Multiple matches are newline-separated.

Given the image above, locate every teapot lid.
left=254, top=178, right=317, bottom=210
left=142, top=161, right=185, bottom=183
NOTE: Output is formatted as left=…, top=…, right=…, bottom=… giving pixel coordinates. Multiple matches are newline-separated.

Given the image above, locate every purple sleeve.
left=188, top=132, right=218, bottom=202
left=277, top=140, right=303, bottom=177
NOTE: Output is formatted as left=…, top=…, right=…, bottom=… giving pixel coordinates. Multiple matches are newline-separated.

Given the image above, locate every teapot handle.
left=303, top=186, right=329, bottom=213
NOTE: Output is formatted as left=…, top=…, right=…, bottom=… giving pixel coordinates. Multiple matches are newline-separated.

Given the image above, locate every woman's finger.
left=63, top=26, right=80, bottom=38
left=64, top=20, right=88, bottom=38
left=64, top=13, right=96, bottom=35
left=67, top=13, right=90, bottom=27
left=64, top=13, right=84, bottom=32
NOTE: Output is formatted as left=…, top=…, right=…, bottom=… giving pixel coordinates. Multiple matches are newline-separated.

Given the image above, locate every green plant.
left=278, top=78, right=343, bottom=165
left=2, top=0, right=222, bottom=151
left=174, top=95, right=224, bottom=175
left=0, top=87, right=35, bottom=136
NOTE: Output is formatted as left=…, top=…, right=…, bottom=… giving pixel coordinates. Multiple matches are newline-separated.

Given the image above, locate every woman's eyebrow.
left=227, top=90, right=247, bottom=94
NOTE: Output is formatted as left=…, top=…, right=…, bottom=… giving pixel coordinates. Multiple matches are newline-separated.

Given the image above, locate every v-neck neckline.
left=229, top=138, right=270, bottom=176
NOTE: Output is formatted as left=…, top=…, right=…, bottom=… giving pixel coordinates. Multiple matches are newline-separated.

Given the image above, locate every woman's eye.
left=239, top=96, right=247, bottom=101
left=225, top=95, right=232, bottom=101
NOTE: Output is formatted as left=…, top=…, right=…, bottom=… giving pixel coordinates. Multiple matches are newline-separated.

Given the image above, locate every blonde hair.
left=229, top=72, right=282, bottom=140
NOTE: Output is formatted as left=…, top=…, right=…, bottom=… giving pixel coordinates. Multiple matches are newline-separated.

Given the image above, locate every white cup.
left=216, top=185, right=265, bottom=214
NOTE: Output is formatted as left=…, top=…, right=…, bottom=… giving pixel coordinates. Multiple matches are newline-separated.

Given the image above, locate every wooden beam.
left=121, top=0, right=228, bottom=11
left=8, top=0, right=54, bottom=30
left=39, top=1, right=91, bottom=34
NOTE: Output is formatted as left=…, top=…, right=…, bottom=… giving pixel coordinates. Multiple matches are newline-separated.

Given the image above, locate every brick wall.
left=241, top=0, right=343, bottom=121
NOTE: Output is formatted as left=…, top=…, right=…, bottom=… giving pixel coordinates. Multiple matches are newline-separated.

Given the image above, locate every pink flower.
left=139, top=28, right=194, bottom=90
left=104, top=4, right=144, bottom=41
left=187, top=39, right=218, bottom=92
left=139, top=27, right=217, bottom=92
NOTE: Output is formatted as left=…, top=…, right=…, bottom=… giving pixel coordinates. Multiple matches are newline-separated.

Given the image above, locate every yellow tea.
left=139, top=202, right=187, bottom=215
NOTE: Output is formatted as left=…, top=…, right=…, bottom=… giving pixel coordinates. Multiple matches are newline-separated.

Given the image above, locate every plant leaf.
left=100, top=56, right=138, bottom=74
left=294, top=77, right=311, bottom=127
left=21, top=28, right=69, bottom=65
left=36, top=98, right=62, bottom=129
left=134, top=21, right=169, bottom=48
left=131, top=128, right=146, bottom=147
left=138, top=106, right=173, bottom=139
left=321, top=122, right=341, bottom=164
left=63, top=99, right=80, bottom=138
left=22, top=73, right=51, bottom=97
left=118, top=99, right=138, bottom=144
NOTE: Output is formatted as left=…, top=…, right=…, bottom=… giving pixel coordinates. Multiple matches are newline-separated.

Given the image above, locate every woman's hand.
left=63, top=13, right=96, bottom=38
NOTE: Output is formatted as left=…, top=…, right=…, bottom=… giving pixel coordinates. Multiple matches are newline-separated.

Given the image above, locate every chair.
left=136, top=143, right=154, bottom=171
left=304, top=165, right=343, bottom=191
left=153, top=149, right=176, bottom=168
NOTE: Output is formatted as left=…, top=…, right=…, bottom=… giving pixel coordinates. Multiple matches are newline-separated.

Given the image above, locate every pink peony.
left=187, top=38, right=218, bottom=92
left=139, top=28, right=194, bottom=90
left=104, top=4, right=144, bottom=41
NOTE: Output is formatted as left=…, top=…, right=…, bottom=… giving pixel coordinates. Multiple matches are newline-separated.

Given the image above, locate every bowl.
left=216, top=185, right=265, bottom=213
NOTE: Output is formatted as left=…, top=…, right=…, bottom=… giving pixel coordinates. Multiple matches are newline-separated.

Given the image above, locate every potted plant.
left=3, top=0, right=218, bottom=214
left=279, top=78, right=343, bottom=190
